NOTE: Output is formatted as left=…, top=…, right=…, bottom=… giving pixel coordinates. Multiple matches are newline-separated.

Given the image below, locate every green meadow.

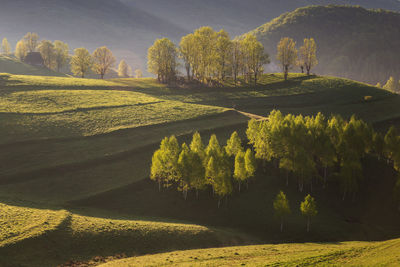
left=0, top=73, right=399, bottom=266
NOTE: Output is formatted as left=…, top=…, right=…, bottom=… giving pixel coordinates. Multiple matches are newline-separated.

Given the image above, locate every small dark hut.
left=24, top=52, right=44, bottom=67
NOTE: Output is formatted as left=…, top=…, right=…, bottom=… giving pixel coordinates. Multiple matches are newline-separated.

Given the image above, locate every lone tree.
left=277, top=37, right=298, bottom=81
left=179, top=33, right=196, bottom=81
left=2, top=38, right=11, bottom=55
left=15, top=40, right=27, bottom=60
left=273, top=191, right=291, bottom=232
left=300, top=194, right=318, bottom=232
left=70, top=48, right=93, bottom=78
left=299, top=38, right=318, bottom=76
left=241, top=34, right=269, bottom=85
left=38, top=40, right=55, bottom=69
left=23, top=32, right=39, bottom=53
left=53, top=40, right=69, bottom=72
left=92, top=46, right=116, bottom=79
left=135, top=69, right=143, bottom=78
left=118, top=60, right=131, bottom=77
left=148, top=38, right=178, bottom=83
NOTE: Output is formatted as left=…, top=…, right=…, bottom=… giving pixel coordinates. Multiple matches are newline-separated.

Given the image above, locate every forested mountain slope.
left=1, top=0, right=400, bottom=75
left=247, top=5, right=400, bottom=84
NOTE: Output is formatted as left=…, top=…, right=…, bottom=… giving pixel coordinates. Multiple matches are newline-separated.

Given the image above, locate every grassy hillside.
left=248, top=5, right=400, bottom=84
left=1, top=73, right=400, bottom=265
left=0, top=56, right=64, bottom=77
left=0, top=203, right=252, bottom=267
left=100, top=238, right=400, bottom=266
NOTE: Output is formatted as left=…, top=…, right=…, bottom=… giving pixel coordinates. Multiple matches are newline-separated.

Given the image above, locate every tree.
left=232, top=40, right=243, bottom=85
left=135, top=69, right=143, bottom=78
left=190, top=132, right=205, bottom=161
left=383, top=76, right=399, bottom=93
left=179, top=33, right=196, bottom=80
left=177, top=143, right=191, bottom=199
left=15, top=40, right=27, bottom=60
left=193, top=27, right=218, bottom=84
left=23, top=32, right=39, bottom=53
left=273, top=191, right=291, bottom=232
left=148, top=38, right=178, bottom=83
left=70, top=48, right=93, bottom=78
left=300, top=194, right=318, bottom=232
left=241, top=34, right=269, bottom=85
left=53, top=40, right=69, bottom=72
left=2, top=38, right=11, bottom=55
left=244, top=148, right=257, bottom=182
left=277, top=37, right=298, bottom=81
left=188, top=151, right=206, bottom=199
left=92, top=46, right=116, bottom=79
left=38, top=40, right=55, bottom=69
left=118, top=60, right=131, bottom=77
left=215, top=30, right=232, bottom=81
left=233, top=151, right=247, bottom=192
left=150, top=136, right=180, bottom=191
left=225, top=131, right=243, bottom=157
left=299, top=38, right=318, bottom=75
left=206, top=153, right=232, bottom=208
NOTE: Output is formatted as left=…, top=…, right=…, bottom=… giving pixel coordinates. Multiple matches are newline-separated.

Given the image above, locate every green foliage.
left=148, top=38, right=178, bottom=83
left=178, top=27, right=269, bottom=85
left=92, top=46, right=116, bottom=79
left=300, top=194, right=318, bottom=232
left=273, top=191, right=291, bottom=232
left=225, top=131, right=243, bottom=157
left=277, top=37, right=298, bottom=80
left=71, top=47, right=93, bottom=78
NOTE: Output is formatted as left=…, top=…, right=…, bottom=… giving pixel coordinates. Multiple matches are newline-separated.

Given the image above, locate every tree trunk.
left=254, top=72, right=257, bottom=86
left=238, top=182, right=241, bottom=193
left=284, top=66, right=288, bottom=81
left=323, top=167, right=327, bottom=188
left=158, top=180, right=161, bottom=192
left=307, top=217, right=310, bottom=232
left=286, top=172, right=289, bottom=187
left=196, top=189, right=199, bottom=200
left=218, top=199, right=221, bottom=209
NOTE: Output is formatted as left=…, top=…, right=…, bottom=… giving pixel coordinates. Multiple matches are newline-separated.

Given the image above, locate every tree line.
left=3, top=32, right=143, bottom=79
left=249, top=110, right=400, bottom=206
left=150, top=128, right=319, bottom=232
left=147, top=27, right=318, bottom=85
left=150, top=111, right=400, bottom=230
left=150, top=131, right=257, bottom=207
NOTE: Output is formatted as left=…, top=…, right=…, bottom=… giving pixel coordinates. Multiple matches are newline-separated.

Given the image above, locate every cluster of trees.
left=5, top=32, right=143, bottom=79
left=277, top=37, right=318, bottom=80
left=273, top=192, right=317, bottom=232
left=150, top=132, right=257, bottom=207
left=148, top=27, right=270, bottom=85
left=147, top=28, right=319, bottom=85
left=248, top=110, right=400, bottom=205
left=378, top=76, right=400, bottom=93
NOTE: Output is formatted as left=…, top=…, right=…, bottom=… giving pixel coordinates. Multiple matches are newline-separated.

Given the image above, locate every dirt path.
left=235, top=110, right=268, bottom=121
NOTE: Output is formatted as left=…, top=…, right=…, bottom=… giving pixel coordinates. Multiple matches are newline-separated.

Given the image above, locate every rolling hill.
left=0, top=56, right=65, bottom=77
left=1, top=1, right=400, bottom=76
left=1, top=73, right=400, bottom=265
left=247, top=5, right=400, bottom=84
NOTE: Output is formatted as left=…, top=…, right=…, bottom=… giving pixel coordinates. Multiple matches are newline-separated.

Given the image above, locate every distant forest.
left=249, top=5, right=400, bottom=84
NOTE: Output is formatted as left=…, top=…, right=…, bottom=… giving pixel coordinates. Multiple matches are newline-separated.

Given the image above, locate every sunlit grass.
left=100, top=238, right=400, bottom=266
left=0, top=203, right=68, bottom=247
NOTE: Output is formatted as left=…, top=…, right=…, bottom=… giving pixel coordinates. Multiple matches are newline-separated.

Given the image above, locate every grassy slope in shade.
left=0, top=203, right=253, bottom=267
left=247, top=5, right=400, bottom=84
left=100, top=238, right=400, bottom=266
left=0, top=56, right=65, bottom=77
